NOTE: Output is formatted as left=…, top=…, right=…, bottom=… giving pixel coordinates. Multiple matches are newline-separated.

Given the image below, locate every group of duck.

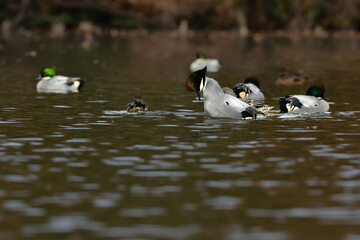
left=35, top=53, right=329, bottom=119
left=185, top=53, right=329, bottom=119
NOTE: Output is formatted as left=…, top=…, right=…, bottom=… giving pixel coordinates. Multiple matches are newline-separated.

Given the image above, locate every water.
left=1, top=34, right=360, bottom=240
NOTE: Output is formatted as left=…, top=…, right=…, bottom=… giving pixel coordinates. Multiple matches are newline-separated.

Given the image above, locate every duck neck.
left=203, top=77, right=223, bottom=101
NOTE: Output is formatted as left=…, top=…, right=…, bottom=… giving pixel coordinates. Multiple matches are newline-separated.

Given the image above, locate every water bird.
left=276, top=68, right=308, bottom=85
left=279, top=84, right=329, bottom=113
left=222, top=86, right=272, bottom=115
left=126, top=94, right=149, bottom=112
left=36, top=67, right=85, bottom=93
left=233, top=76, right=265, bottom=101
left=190, top=53, right=221, bottom=72
left=185, top=67, right=263, bottom=119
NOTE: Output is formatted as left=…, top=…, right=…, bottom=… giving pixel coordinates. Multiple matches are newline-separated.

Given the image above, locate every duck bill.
left=35, top=75, right=41, bottom=81
left=196, top=90, right=201, bottom=100
left=322, top=96, right=330, bottom=101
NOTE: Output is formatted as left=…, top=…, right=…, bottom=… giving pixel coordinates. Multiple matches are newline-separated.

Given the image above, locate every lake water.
left=0, top=33, right=360, bottom=240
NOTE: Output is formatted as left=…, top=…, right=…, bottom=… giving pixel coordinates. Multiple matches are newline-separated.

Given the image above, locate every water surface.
left=0, top=35, right=360, bottom=240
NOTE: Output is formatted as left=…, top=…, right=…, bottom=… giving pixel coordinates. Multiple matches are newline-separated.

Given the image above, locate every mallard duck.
left=36, top=67, right=84, bottom=93
left=279, top=84, right=330, bottom=113
left=190, top=53, right=221, bottom=73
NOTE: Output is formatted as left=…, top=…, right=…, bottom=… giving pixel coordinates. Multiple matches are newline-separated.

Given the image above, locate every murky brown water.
left=1, top=34, right=360, bottom=240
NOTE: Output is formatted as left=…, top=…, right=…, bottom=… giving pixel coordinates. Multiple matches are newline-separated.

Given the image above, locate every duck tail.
left=241, top=107, right=264, bottom=119
left=75, top=79, right=85, bottom=90
left=279, top=97, right=289, bottom=113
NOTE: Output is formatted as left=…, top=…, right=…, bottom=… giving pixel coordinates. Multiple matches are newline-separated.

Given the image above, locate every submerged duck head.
left=185, top=67, right=207, bottom=100
left=36, top=67, right=56, bottom=80
left=306, top=84, right=329, bottom=100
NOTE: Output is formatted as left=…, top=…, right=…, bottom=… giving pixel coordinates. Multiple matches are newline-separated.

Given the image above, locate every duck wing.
left=222, top=94, right=263, bottom=119
left=279, top=96, right=303, bottom=113
left=64, top=77, right=85, bottom=89
left=233, top=83, right=251, bottom=98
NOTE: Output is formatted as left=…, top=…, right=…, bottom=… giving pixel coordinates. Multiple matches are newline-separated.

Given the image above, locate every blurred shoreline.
left=3, top=27, right=360, bottom=42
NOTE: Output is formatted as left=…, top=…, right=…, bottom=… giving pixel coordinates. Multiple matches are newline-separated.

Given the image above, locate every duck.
left=276, top=68, right=308, bottom=85
left=185, top=67, right=263, bottom=119
left=279, top=84, right=329, bottom=114
left=222, top=86, right=272, bottom=115
left=36, top=67, right=85, bottom=93
left=233, top=76, right=265, bottom=101
left=190, top=53, right=221, bottom=72
left=126, top=94, right=149, bottom=112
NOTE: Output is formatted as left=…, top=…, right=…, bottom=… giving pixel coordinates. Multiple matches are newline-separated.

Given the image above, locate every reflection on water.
left=0, top=36, right=360, bottom=240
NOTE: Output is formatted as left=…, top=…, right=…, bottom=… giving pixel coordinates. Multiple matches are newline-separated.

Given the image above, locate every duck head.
left=185, top=67, right=207, bottom=100
left=244, top=76, right=264, bottom=92
left=306, top=84, right=329, bottom=100
left=36, top=67, right=56, bottom=80
left=244, top=76, right=261, bottom=88
left=196, top=52, right=206, bottom=59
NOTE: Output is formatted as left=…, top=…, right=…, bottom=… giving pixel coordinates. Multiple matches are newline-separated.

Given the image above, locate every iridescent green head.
left=40, top=67, right=56, bottom=78
left=196, top=52, right=206, bottom=59
left=306, top=84, right=329, bottom=100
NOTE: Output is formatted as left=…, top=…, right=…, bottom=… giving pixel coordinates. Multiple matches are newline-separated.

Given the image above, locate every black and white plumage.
left=186, top=67, right=263, bottom=119
left=36, top=76, right=85, bottom=93
left=36, top=67, right=84, bottom=93
left=233, top=76, right=264, bottom=101
left=279, top=84, right=329, bottom=114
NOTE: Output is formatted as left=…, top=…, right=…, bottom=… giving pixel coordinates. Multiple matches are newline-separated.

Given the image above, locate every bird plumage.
left=190, top=53, right=221, bottom=72
left=126, top=94, right=149, bottom=112
left=233, top=76, right=265, bottom=101
left=279, top=84, right=329, bottom=113
left=186, top=67, right=263, bottom=119
left=36, top=67, right=84, bottom=93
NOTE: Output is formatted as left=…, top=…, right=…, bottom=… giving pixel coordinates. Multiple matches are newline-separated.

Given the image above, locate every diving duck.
left=233, top=76, right=265, bottom=101
left=276, top=68, right=308, bottom=85
left=36, top=67, right=85, bottom=93
left=279, top=84, right=330, bottom=113
left=185, top=67, right=263, bottom=119
left=190, top=53, right=221, bottom=73
left=126, top=94, right=149, bottom=112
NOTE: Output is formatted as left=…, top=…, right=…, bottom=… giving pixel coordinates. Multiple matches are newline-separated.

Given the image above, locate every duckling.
left=233, top=76, right=265, bottom=101
left=276, top=68, right=308, bottom=85
left=126, top=94, right=149, bottom=112
left=36, top=67, right=84, bottom=93
left=190, top=53, right=221, bottom=73
left=279, top=84, right=329, bottom=113
left=185, top=67, right=263, bottom=119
